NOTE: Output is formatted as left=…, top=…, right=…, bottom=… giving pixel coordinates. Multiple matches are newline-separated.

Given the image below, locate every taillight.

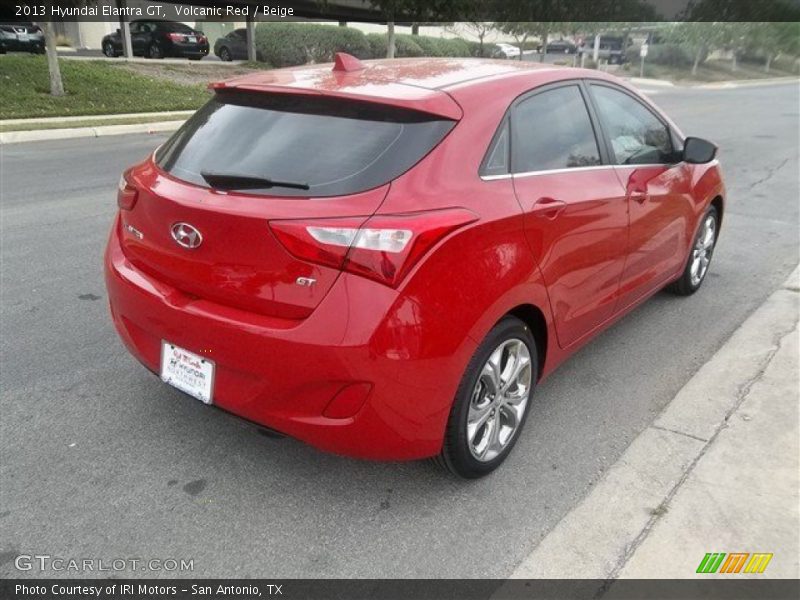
left=117, top=174, right=138, bottom=210
left=198, top=35, right=207, bottom=44
left=168, top=32, right=184, bottom=42
left=269, top=208, right=478, bottom=287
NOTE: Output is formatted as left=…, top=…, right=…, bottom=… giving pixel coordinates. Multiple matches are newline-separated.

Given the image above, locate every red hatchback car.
left=105, top=55, right=724, bottom=477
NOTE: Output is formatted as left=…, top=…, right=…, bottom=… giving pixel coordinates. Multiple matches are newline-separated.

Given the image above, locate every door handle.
left=531, top=197, right=567, bottom=220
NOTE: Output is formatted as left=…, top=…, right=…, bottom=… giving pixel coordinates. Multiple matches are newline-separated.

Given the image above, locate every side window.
left=590, top=84, right=674, bottom=165
left=511, top=85, right=602, bottom=173
left=481, top=120, right=510, bottom=176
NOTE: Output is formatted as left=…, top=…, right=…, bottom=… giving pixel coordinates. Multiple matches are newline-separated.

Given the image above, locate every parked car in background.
left=578, top=35, right=629, bottom=64
left=106, top=55, right=724, bottom=478
left=537, top=39, right=577, bottom=54
left=214, top=29, right=252, bottom=61
left=0, top=22, right=44, bottom=54
left=101, top=20, right=209, bottom=60
left=495, top=43, right=521, bottom=59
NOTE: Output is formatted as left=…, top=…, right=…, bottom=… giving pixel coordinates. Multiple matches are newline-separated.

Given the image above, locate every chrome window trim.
left=481, top=164, right=613, bottom=181
left=479, top=162, right=681, bottom=182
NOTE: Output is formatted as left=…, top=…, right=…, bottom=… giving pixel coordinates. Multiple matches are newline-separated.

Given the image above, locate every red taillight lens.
left=117, top=174, right=138, bottom=210
left=168, top=32, right=183, bottom=42
left=198, top=35, right=207, bottom=44
left=269, top=208, right=478, bottom=288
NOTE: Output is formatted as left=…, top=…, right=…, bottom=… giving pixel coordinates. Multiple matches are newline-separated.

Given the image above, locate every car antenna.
left=333, top=52, right=365, bottom=73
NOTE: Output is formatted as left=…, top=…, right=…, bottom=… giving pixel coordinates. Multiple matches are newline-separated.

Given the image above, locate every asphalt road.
left=1, top=82, right=798, bottom=579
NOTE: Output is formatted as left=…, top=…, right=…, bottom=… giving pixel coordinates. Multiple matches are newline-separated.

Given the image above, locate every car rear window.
left=158, top=22, right=194, bottom=33
left=155, top=91, right=455, bottom=197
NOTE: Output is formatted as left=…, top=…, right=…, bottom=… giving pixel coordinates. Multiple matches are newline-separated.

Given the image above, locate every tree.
left=364, top=1, right=472, bottom=58
left=41, top=0, right=98, bottom=97
left=717, top=23, right=752, bottom=72
left=449, top=22, right=496, bottom=57
left=748, top=22, right=800, bottom=72
left=663, top=22, right=721, bottom=76
left=41, top=21, right=64, bottom=97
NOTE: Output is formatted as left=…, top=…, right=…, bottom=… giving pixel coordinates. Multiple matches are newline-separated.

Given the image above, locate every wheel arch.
left=710, top=195, right=724, bottom=227
left=506, top=304, right=548, bottom=381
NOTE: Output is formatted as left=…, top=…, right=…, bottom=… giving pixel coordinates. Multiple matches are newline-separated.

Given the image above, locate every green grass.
left=0, top=114, right=191, bottom=132
left=627, top=59, right=799, bottom=83
left=0, top=55, right=210, bottom=119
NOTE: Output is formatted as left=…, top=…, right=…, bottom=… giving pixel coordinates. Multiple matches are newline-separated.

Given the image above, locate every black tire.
left=102, top=41, right=117, bottom=58
left=435, top=316, right=538, bottom=478
left=219, top=47, right=232, bottom=61
left=666, top=205, right=719, bottom=296
left=147, top=43, right=163, bottom=59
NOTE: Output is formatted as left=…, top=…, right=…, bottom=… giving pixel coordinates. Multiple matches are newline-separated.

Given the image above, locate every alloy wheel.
left=467, top=338, right=532, bottom=462
left=690, top=214, right=716, bottom=286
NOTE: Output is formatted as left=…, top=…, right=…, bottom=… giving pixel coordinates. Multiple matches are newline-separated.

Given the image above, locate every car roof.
left=215, top=57, right=573, bottom=120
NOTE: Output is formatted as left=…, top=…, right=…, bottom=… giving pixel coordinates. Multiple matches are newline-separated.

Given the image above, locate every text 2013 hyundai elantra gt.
left=105, top=55, right=724, bottom=478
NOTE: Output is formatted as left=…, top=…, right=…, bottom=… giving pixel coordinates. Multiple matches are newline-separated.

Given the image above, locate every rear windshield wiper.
left=200, top=172, right=310, bottom=191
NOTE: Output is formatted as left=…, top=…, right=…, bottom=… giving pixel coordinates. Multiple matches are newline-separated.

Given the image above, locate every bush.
left=255, top=23, right=479, bottom=65
left=467, top=41, right=500, bottom=58
left=255, top=22, right=370, bottom=68
left=641, top=43, right=695, bottom=67
left=410, top=35, right=443, bottom=57
left=365, top=33, right=424, bottom=58
left=437, top=38, right=471, bottom=57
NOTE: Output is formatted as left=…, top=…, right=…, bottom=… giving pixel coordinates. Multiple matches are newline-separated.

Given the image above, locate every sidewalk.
left=509, top=266, right=799, bottom=581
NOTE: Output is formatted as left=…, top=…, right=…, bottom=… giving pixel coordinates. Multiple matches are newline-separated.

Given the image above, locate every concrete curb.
left=697, top=77, right=800, bottom=89
left=628, top=77, right=675, bottom=87
left=503, top=265, right=800, bottom=583
left=0, top=110, right=195, bottom=126
left=0, top=120, right=185, bottom=145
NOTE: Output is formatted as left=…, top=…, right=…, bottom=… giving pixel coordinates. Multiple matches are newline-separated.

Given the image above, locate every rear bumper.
left=2, top=39, right=44, bottom=52
left=169, top=43, right=209, bottom=58
left=104, top=217, right=464, bottom=460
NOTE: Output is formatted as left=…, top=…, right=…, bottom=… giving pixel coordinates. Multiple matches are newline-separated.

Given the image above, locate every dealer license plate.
left=160, top=341, right=214, bottom=404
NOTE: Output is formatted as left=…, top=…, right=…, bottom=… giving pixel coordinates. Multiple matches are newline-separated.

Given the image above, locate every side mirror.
left=683, top=137, right=717, bottom=164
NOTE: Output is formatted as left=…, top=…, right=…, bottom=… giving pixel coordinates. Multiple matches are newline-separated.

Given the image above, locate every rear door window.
left=511, top=85, right=602, bottom=173
left=156, top=92, right=455, bottom=197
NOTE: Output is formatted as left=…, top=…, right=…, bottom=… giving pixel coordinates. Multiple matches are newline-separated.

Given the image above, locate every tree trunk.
left=43, top=22, right=64, bottom=97
left=517, top=35, right=527, bottom=61
left=731, top=52, right=738, bottom=72
left=692, top=48, right=702, bottom=76
left=338, top=21, right=347, bottom=27
left=386, top=21, right=395, bottom=59
left=478, top=32, right=484, bottom=57
left=246, top=15, right=256, bottom=62
left=411, top=23, right=419, bottom=36
left=539, top=31, right=548, bottom=63
left=117, top=0, right=133, bottom=58
left=765, top=54, right=772, bottom=73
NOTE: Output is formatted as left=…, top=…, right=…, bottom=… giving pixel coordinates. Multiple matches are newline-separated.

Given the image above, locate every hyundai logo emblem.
left=171, top=222, right=203, bottom=249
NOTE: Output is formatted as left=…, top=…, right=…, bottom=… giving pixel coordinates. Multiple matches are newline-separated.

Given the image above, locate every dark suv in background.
left=578, top=35, right=629, bottom=64
left=0, top=22, right=44, bottom=54
left=102, top=20, right=208, bottom=60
